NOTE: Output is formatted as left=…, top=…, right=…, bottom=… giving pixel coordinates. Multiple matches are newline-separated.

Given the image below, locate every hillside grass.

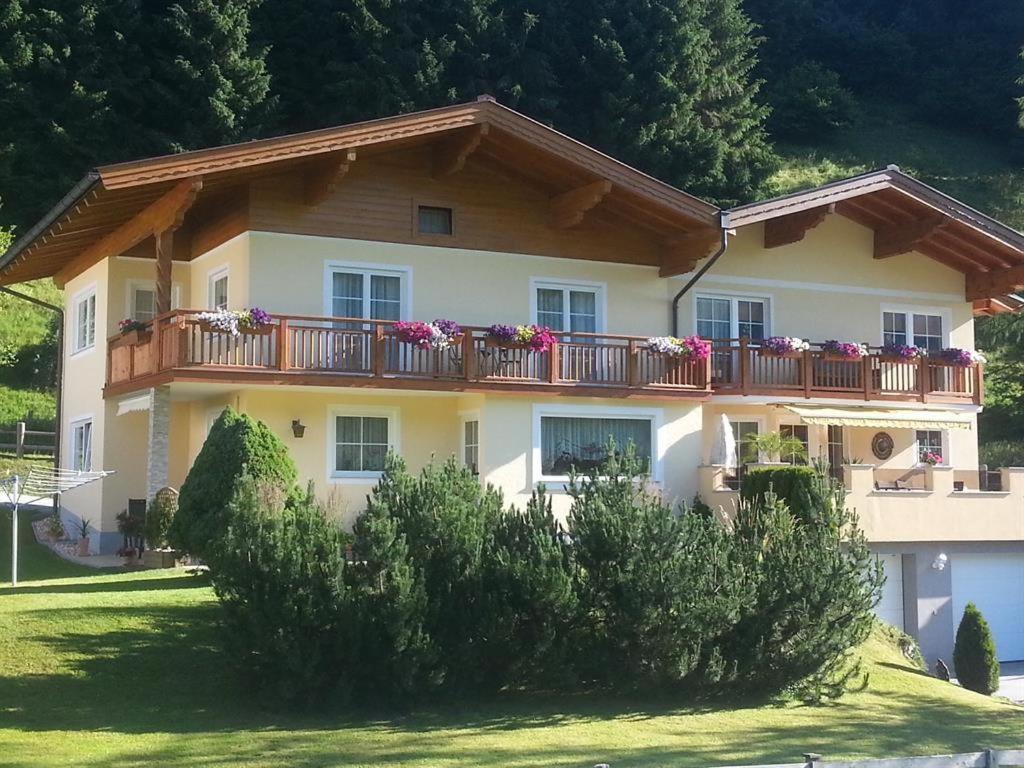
left=772, top=102, right=1024, bottom=229
left=0, top=513, right=1021, bottom=768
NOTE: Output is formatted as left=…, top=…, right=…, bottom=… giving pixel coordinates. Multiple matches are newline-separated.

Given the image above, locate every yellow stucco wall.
left=187, top=233, right=250, bottom=310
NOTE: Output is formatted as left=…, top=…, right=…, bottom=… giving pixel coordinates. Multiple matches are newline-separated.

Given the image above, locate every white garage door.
left=951, top=554, right=1024, bottom=662
left=873, top=554, right=905, bottom=631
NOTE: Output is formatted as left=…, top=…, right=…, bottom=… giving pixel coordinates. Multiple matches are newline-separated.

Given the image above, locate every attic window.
left=418, top=205, right=453, bottom=235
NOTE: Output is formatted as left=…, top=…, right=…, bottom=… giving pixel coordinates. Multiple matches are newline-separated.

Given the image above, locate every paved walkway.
left=998, top=662, right=1024, bottom=703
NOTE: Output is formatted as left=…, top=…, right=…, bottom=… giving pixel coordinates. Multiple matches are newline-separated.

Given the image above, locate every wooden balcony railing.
left=105, top=311, right=712, bottom=396
left=706, top=338, right=982, bottom=404
left=104, top=315, right=983, bottom=404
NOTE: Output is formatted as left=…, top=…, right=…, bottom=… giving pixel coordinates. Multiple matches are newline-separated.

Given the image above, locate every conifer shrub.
left=144, top=487, right=178, bottom=549
left=169, top=407, right=297, bottom=562
left=740, top=465, right=824, bottom=522
left=567, top=446, right=748, bottom=689
left=724, top=474, right=882, bottom=698
left=211, top=479, right=354, bottom=708
left=953, top=602, right=1000, bottom=695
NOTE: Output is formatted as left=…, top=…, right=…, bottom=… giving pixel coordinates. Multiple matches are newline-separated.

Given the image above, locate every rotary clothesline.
left=2, top=467, right=114, bottom=587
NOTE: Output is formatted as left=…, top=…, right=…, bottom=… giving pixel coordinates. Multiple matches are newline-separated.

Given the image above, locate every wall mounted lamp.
left=291, top=419, right=306, bottom=438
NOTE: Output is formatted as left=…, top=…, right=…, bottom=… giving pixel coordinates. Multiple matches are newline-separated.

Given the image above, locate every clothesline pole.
left=11, top=475, right=19, bottom=587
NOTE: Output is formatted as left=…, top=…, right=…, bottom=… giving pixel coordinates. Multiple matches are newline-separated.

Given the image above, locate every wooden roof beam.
left=967, top=264, right=1024, bottom=301
left=433, top=124, right=489, bottom=178
left=54, top=178, right=202, bottom=288
left=549, top=179, right=612, bottom=229
left=874, top=214, right=948, bottom=259
left=659, top=231, right=721, bottom=277
left=304, top=149, right=357, bottom=206
left=763, top=204, right=833, bottom=248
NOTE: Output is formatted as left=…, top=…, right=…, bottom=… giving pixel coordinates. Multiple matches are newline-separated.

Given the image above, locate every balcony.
left=104, top=313, right=983, bottom=405
left=707, top=338, right=981, bottom=404
left=105, top=311, right=711, bottom=398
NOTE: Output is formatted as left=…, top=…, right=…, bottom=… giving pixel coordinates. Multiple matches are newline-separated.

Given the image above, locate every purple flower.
left=821, top=339, right=867, bottom=360
left=880, top=342, right=924, bottom=360
left=938, top=347, right=985, bottom=367
left=487, top=324, right=519, bottom=342
left=248, top=307, right=273, bottom=327
left=432, top=318, right=462, bottom=338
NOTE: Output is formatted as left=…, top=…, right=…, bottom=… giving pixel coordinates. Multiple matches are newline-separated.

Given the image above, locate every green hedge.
left=0, top=386, right=56, bottom=431
left=740, top=465, right=824, bottom=522
left=979, top=440, right=1024, bottom=468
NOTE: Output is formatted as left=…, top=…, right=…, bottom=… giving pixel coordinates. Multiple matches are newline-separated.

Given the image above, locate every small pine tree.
left=169, top=407, right=297, bottom=562
left=953, top=602, right=1000, bottom=695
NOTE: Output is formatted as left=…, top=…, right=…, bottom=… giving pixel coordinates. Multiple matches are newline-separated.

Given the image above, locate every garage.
left=951, top=554, right=1024, bottom=662
left=873, top=554, right=905, bottom=631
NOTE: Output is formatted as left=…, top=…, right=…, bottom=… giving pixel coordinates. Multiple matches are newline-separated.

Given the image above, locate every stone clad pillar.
left=146, top=385, right=172, bottom=501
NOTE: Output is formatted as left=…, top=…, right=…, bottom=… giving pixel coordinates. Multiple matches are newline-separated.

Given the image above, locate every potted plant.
left=485, top=324, right=558, bottom=353
left=76, top=518, right=92, bottom=557
left=743, top=431, right=808, bottom=464
left=759, top=336, right=810, bottom=358
left=113, top=318, right=152, bottom=347
left=393, top=319, right=463, bottom=350
left=196, top=307, right=274, bottom=336
left=641, top=335, right=711, bottom=360
left=821, top=339, right=868, bottom=361
left=922, top=451, right=943, bottom=466
left=879, top=342, right=926, bottom=363
left=936, top=347, right=986, bottom=367
left=116, top=508, right=145, bottom=566
left=143, top=487, right=180, bottom=569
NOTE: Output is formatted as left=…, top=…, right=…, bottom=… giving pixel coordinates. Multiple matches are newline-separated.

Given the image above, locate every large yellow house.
left=3, top=97, right=1024, bottom=666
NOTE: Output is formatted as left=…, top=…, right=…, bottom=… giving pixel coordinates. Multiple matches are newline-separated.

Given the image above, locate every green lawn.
left=0, top=513, right=1021, bottom=768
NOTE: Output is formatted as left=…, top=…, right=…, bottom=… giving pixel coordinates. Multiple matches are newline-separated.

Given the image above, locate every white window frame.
left=879, top=304, right=952, bottom=349
left=915, top=429, right=950, bottom=467
left=459, top=410, right=481, bottom=475
left=529, top=278, right=607, bottom=333
left=693, top=290, right=772, bottom=340
left=532, top=404, right=664, bottom=484
left=71, top=284, right=98, bottom=355
left=207, top=266, right=230, bottom=310
left=323, top=261, right=413, bottom=321
left=777, top=420, right=813, bottom=466
left=69, top=416, right=94, bottom=472
left=125, top=280, right=180, bottom=322
left=327, top=405, right=400, bottom=482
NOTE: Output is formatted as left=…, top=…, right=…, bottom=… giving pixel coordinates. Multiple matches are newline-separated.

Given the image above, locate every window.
left=71, top=419, right=93, bottom=472
left=463, top=419, right=480, bottom=475
left=417, top=205, right=453, bottom=235
left=329, top=267, right=405, bottom=322
left=539, top=415, right=652, bottom=477
left=696, top=295, right=768, bottom=341
left=827, top=425, right=845, bottom=480
left=727, top=420, right=760, bottom=489
left=882, top=309, right=945, bottom=352
left=780, top=424, right=810, bottom=465
left=208, top=268, right=229, bottom=310
left=916, top=430, right=944, bottom=464
left=533, top=281, right=603, bottom=333
left=333, top=413, right=393, bottom=476
left=72, top=288, right=97, bottom=353
left=130, top=284, right=156, bottom=322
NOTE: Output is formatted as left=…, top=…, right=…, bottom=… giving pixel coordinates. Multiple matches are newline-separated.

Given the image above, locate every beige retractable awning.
left=782, top=404, right=973, bottom=430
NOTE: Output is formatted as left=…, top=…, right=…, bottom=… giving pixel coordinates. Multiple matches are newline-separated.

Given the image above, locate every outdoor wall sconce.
left=931, top=552, right=948, bottom=571
left=291, top=419, right=306, bottom=438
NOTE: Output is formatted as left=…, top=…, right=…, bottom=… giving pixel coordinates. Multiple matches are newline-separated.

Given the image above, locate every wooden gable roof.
left=0, top=97, right=720, bottom=287
left=725, top=166, right=1024, bottom=307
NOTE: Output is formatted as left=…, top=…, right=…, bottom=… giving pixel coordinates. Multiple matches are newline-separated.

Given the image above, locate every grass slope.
left=772, top=102, right=1024, bottom=229
left=0, top=514, right=1021, bottom=768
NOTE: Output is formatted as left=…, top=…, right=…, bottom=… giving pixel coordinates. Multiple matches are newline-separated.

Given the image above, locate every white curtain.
left=541, top=416, right=650, bottom=474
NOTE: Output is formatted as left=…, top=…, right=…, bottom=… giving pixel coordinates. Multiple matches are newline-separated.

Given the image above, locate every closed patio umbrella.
left=710, top=414, right=737, bottom=468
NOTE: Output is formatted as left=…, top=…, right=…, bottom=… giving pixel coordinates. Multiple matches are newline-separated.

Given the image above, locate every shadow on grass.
left=3, top=573, right=210, bottom=596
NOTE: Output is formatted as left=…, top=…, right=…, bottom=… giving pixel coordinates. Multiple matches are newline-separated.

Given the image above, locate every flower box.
left=111, top=329, right=152, bottom=348
left=199, top=321, right=273, bottom=336
left=822, top=353, right=862, bottom=363
left=759, top=349, right=804, bottom=359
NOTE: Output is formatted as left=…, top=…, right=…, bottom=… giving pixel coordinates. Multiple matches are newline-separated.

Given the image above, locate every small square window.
left=418, top=206, right=453, bottom=235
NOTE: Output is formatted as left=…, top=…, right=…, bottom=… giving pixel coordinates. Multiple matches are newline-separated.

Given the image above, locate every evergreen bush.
left=740, top=464, right=826, bottom=522
left=169, top=407, right=297, bottom=562
left=953, top=602, right=1000, bottom=695
left=211, top=478, right=354, bottom=708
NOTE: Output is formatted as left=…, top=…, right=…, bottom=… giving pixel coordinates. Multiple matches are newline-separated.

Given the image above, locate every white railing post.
left=15, top=421, right=25, bottom=458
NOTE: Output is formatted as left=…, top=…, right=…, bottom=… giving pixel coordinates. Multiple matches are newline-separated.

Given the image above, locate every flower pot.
left=822, top=353, right=862, bottom=363
left=77, top=536, right=90, bottom=557
left=112, top=330, right=152, bottom=348
left=241, top=325, right=274, bottom=336
left=143, top=548, right=180, bottom=569
left=759, top=350, right=803, bottom=359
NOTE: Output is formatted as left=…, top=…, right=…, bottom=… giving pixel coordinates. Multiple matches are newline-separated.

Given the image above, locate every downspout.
left=0, top=287, right=65, bottom=506
left=671, top=210, right=731, bottom=336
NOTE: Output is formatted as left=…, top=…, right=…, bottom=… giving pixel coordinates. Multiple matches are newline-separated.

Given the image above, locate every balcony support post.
left=918, top=356, right=929, bottom=403
left=548, top=342, right=560, bottom=384
left=462, top=333, right=475, bottom=381
left=739, top=337, right=750, bottom=392
left=277, top=318, right=289, bottom=371
left=373, top=325, right=386, bottom=377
